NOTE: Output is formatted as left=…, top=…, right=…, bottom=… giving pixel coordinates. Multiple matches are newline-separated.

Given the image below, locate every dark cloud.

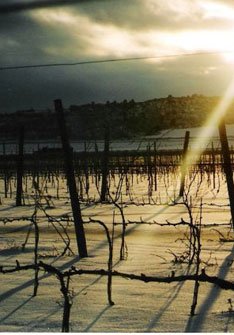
left=0, top=13, right=48, bottom=65
left=0, top=53, right=231, bottom=113
left=0, top=13, right=84, bottom=67
left=0, top=0, right=234, bottom=113
left=75, top=0, right=234, bottom=31
left=0, top=0, right=103, bottom=14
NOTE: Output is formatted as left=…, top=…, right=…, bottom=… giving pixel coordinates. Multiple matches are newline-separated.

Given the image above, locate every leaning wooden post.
left=100, top=124, right=110, bottom=202
left=16, top=126, right=24, bottom=206
left=54, top=99, right=88, bottom=258
left=179, top=131, right=190, bottom=197
left=218, top=118, right=234, bottom=229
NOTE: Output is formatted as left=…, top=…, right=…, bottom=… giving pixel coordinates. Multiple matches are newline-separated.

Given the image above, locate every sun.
left=222, top=52, right=234, bottom=64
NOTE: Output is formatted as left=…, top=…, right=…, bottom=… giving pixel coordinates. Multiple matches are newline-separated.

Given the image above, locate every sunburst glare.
left=184, top=72, right=234, bottom=168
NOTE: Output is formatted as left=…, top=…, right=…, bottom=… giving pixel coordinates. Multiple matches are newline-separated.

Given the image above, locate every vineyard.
left=1, top=104, right=234, bottom=332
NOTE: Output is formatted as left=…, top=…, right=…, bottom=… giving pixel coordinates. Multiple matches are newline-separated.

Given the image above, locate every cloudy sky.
left=1, top=0, right=234, bottom=113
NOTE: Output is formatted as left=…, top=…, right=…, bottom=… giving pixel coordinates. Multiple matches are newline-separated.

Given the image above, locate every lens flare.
left=184, top=75, right=234, bottom=168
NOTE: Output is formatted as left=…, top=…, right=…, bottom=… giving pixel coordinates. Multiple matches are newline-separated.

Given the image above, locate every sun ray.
left=184, top=74, right=234, bottom=169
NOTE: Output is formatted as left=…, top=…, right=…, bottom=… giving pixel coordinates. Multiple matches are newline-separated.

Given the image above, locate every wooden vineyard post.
left=100, top=124, right=110, bottom=202
left=211, top=141, right=216, bottom=189
left=3, top=142, right=8, bottom=198
left=16, top=126, right=24, bottom=206
left=84, top=141, right=89, bottom=196
left=54, top=99, right=88, bottom=258
left=218, top=118, right=234, bottom=229
left=179, top=130, right=190, bottom=197
left=154, top=141, right=157, bottom=191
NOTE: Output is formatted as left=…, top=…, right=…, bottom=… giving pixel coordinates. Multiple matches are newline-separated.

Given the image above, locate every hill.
left=1, top=94, right=234, bottom=140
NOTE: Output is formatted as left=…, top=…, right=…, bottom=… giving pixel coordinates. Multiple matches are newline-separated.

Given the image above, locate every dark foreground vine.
left=1, top=261, right=234, bottom=332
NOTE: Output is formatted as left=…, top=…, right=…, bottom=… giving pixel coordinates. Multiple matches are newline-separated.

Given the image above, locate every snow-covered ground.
left=2, top=123, right=234, bottom=155
left=1, top=169, right=234, bottom=332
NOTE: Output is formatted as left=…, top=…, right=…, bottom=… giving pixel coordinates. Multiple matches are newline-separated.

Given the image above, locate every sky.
left=1, top=0, right=234, bottom=113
